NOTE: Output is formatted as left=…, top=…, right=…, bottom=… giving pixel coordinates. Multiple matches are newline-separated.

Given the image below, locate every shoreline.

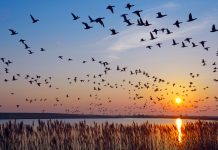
left=0, top=113, right=218, bottom=120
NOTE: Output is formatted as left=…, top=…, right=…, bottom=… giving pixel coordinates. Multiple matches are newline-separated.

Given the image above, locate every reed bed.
left=0, top=120, right=217, bottom=150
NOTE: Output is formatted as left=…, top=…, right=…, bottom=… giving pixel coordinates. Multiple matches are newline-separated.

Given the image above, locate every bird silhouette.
left=152, top=29, right=159, bottom=34
left=156, top=12, right=167, bottom=18
left=144, top=20, right=152, bottom=26
left=172, top=39, right=179, bottom=46
left=146, top=45, right=152, bottom=49
left=184, top=38, right=192, bottom=43
left=19, top=39, right=26, bottom=44
left=110, top=29, right=119, bottom=35
left=95, top=17, right=105, bottom=27
left=166, top=29, right=173, bottom=34
left=125, top=3, right=134, bottom=10
left=0, top=58, right=5, bottom=63
left=199, top=41, right=207, bottom=47
left=150, top=32, right=157, bottom=40
left=124, top=19, right=134, bottom=26
left=9, top=29, right=18, bottom=35
left=28, top=50, right=34, bottom=54
left=181, top=42, right=188, bottom=48
left=173, top=20, right=182, bottom=28
left=210, top=24, right=218, bottom=32
left=120, top=14, right=129, bottom=22
left=71, top=13, right=80, bottom=20
left=88, top=16, right=95, bottom=23
left=30, top=14, right=39, bottom=23
left=156, top=43, right=162, bottom=48
left=82, top=22, right=92, bottom=29
left=24, top=43, right=30, bottom=49
left=58, top=56, right=63, bottom=59
left=187, top=13, right=197, bottom=22
left=40, top=48, right=45, bottom=51
left=192, top=42, right=198, bottom=47
left=140, top=38, right=146, bottom=42
left=12, top=75, right=17, bottom=81
left=107, top=5, right=115, bottom=13
left=132, top=10, right=143, bottom=17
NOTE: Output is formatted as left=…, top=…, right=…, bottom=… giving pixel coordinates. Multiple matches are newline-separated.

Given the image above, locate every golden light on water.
left=176, top=118, right=182, bottom=143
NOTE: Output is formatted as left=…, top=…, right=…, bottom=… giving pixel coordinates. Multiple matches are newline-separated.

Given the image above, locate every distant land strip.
left=0, top=113, right=218, bottom=120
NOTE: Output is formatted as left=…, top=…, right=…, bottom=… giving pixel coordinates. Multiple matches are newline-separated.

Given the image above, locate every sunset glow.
left=175, top=97, right=182, bottom=104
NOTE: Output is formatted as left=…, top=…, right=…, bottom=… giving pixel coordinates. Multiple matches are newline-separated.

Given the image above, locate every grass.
left=0, top=120, right=217, bottom=150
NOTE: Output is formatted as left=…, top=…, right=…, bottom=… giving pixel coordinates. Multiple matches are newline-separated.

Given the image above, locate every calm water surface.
left=0, top=118, right=214, bottom=125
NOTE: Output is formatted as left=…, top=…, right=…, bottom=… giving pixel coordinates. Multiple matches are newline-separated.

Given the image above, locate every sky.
left=0, top=0, right=218, bottom=116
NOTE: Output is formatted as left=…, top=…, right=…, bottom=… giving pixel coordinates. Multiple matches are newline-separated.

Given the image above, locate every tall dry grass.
left=0, top=120, right=217, bottom=150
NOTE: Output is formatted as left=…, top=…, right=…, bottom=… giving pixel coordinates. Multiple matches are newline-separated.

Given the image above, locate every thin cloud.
left=99, top=16, right=213, bottom=53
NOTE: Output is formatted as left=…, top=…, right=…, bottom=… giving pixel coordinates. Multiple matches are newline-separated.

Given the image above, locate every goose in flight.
left=107, top=5, right=115, bottom=13
left=125, top=3, right=134, bottom=10
left=187, top=13, right=197, bottom=22
left=172, top=39, right=179, bottom=46
left=82, top=22, right=93, bottom=29
left=156, top=12, right=167, bottom=18
left=199, top=41, right=207, bottom=47
left=150, top=32, right=157, bottom=40
left=9, top=29, right=18, bottom=35
left=110, top=29, right=119, bottom=35
left=173, top=20, right=182, bottom=28
left=71, top=13, right=80, bottom=20
left=132, top=10, right=143, bottom=17
left=210, top=24, right=218, bottom=32
left=28, top=50, right=34, bottom=54
left=30, top=14, right=39, bottom=23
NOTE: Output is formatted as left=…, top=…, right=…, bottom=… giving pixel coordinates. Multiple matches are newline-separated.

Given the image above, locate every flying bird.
left=173, top=20, right=182, bottom=28
left=19, top=39, right=26, bottom=44
left=12, top=75, right=17, bottom=81
left=156, top=12, right=167, bottom=18
left=144, top=20, right=152, bottom=26
left=192, top=42, right=198, bottom=47
left=82, top=22, right=92, bottom=29
left=156, top=43, right=162, bottom=48
left=184, top=38, right=192, bottom=43
left=40, top=48, right=45, bottom=51
left=95, top=17, right=105, bottom=27
left=172, top=39, right=179, bottom=46
left=124, top=19, right=134, bottom=26
left=30, top=14, right=39, bottom=23
left=28, top=50, right=34, bottom=54
left=199, top=41, right=207, bottom=47
left=58, top=56, right=63, bottom=59
left=150, top=32, right=157, bottom=40
left=132, top=10, right=143, bottom=17
left=110, top=29, right=119, bottom=35
left=187, top=13, right=197, bottom=22
left=181, top=42, right=188, bottom=48
left=210, top=24, right=218, bottom=32
left=106, top=5, right=115, bottom=13
left=9, top=29, right=18, bottom=35
left=125, top=3, right=134, bottom=10
left=24, top=43, right=30, bottom=49
left=71, top=13, right=80, bottom=20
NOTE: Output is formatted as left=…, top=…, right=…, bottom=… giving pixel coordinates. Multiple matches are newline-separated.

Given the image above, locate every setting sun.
left=175, top=97, right=182, bottom=104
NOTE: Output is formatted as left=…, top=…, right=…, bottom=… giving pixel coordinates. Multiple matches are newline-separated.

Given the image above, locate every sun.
left=175, top=97, right=182, bottom=104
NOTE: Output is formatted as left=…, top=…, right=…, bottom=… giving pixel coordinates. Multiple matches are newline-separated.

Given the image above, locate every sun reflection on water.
left=176, top=118, right=182, bottom=143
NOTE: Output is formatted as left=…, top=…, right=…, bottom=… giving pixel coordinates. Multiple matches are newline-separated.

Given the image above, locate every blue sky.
left=0, top=0, right=218, bottom=115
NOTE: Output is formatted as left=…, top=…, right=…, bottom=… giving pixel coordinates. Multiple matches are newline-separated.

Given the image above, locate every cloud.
left=99, top=15, right=213, bottom=53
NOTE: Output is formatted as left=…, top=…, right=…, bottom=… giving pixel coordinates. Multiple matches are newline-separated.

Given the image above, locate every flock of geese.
left=1, top=2, right=218, bottom=115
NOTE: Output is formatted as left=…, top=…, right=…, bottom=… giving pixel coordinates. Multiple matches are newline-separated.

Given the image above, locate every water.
left=0, top=118, right=214, bottom=125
